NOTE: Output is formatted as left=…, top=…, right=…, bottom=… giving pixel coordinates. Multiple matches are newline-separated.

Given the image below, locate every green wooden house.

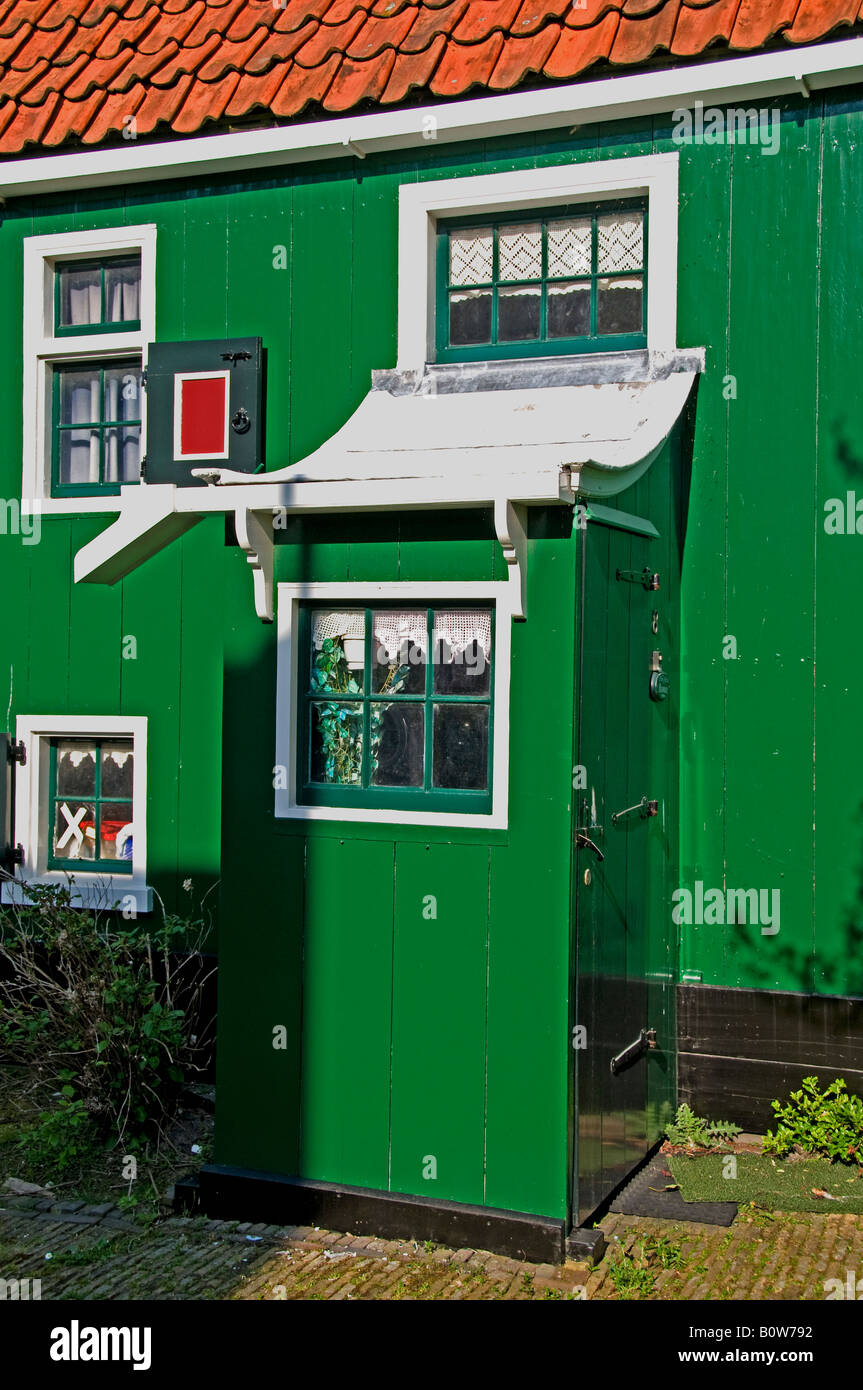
left=2, top=0, right=863, bottom=1261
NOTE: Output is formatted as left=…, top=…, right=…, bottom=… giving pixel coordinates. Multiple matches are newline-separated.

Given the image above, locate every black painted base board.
left=678, top=983, right=863, bottom=1131
left=180, top=1165, right=567, bottom=1265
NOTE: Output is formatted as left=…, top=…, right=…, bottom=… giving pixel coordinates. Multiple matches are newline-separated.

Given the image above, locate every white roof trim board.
left=74, top=348, right=703, bottom=623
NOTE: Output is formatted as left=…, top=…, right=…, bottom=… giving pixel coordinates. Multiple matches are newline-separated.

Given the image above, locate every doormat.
left=609, top=1155, right=738, bottom=1225
left=669, top=1152, right=863, bottom=1213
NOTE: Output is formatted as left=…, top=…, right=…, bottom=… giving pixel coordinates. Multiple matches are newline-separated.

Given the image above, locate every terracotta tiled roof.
left=0, top=0, right=861, bottom=156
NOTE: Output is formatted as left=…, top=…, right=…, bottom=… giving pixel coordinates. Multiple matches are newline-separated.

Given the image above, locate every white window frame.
left=275, top=581, right=514, bottom=829
left=2, top=714, right=152, bottom=912
left=22, top=224, right=157, bottom=516
left=396, top=153, right=679, bottom=371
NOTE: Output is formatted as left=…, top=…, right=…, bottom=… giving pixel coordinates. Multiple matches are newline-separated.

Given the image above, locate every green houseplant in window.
left=300, top=606, right=494, bottom=814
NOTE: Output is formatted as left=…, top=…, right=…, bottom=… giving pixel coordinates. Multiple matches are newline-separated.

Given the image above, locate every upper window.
left=22, top=225, right=156, bottom=512
left=298, top=604, right=494, bottom=814
left=54, top=255, right=141, bottom=336
left=436, top=200, right=647, bottom=363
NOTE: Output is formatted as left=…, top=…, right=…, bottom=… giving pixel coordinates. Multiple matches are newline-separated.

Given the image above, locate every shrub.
left=763, top=1075, right=863, bottom=1164
left=665, top=1103, right=741, bottom=1149
left=0, top=878, right=215, bottom=1152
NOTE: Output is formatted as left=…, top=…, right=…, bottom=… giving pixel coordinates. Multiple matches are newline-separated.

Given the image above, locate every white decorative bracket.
left=235, top=507, right=274, bottom=623
left=493, top=497, right=527, bottom=622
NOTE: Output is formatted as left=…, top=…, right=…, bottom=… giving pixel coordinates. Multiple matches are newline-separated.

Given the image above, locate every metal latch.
left=616, top=566, right=660, bottom=591
left=611, top=797, right=659, bottom=826
left=575, top=831, right=604, bottom=862
left=611, top=1028, right=658, bottom=1075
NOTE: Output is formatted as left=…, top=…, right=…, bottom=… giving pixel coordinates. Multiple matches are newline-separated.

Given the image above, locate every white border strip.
left=0, top=38, right=860, bottom=197
left=275, top=581, right=513, bottom=830
left=173, top=370, right=231, bottom=462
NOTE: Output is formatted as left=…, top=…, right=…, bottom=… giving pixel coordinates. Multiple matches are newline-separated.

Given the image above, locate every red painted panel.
left=179, top=375, right=226, bottom=456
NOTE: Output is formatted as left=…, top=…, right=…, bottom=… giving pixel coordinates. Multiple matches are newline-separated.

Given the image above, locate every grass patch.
left=670, top=1152, right=863, bottom=1212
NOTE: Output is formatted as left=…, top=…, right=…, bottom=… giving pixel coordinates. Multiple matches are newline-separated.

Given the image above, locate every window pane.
left=449, top=289, right=492, bottom=346
left=596, top=212, right=644, bottom=273
left=59, top=429, right=100, bottom=486
left=57, top=264, right=100, bottom=327
left=548, top=281, right=591, bottom=338
left=104, top=366, right=142, bottom=422
left=433, top=610, right=492, bottom=695
left=498, top=221, right=541, bottom=281
left=449, top=227, right=493, bottom=286
left=104, top=258, right=140, bottom=323
left=370, top=702, right=424, bottom=787
left=56, top=742, right=97, bottom=796
left=99, top=802, right=134, bottom=861
left=597, top=276, right=643, bottom=335
left=497, top=285, right=540, bottom=341
left=372, top=610, right=426, bottom=694
left=53, top=800, right=96, bottom=860
left=310, top=611, right=365, bottom=694
left=60, top=368, right=101, bottom=425
left=547, top=217, right=592, bottom=277
left=101, top=742, right=133, bottom=797
left=309, top=702, right=363, bottom=784
left=103, top=426, right=141, bottom=485
left=433, top=705, right=489, bottom=791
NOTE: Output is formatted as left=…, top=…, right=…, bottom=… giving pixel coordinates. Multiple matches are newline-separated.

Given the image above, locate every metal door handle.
left=611, top=797, right=658, bottom=826
left=575, top=832, right=604, bottom=862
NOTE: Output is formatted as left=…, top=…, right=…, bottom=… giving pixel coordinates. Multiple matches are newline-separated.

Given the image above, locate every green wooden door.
left=572, top=517, right=671, bottom=1222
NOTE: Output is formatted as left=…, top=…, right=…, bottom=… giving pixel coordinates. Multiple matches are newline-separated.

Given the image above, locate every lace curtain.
left=312, top=609, right=492, bottom=662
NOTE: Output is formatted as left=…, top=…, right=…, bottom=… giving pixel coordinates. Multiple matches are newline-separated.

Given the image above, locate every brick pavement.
left=1, top=1195, right=862, bottom=1300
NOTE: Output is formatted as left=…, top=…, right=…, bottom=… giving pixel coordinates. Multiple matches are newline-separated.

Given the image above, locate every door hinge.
left=7, top=739, right=25, bottom=767
left=616, top=566, right=660, bottom=591
left=610, top=797, right=658, bottom=826
left=611, top=1027, right=658, bottom=1075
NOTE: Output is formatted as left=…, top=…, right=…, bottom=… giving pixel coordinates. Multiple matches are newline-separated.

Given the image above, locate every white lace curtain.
left=62, top=263, right=139, bottom=326
left=313, top=609, right=492, bottom=662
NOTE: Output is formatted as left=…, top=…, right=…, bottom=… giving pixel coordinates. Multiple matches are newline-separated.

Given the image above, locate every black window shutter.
left=143, top=338, right=263, bottom=486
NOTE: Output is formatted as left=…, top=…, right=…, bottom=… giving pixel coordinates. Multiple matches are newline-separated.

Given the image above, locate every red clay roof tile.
left=379, top=26, right=444, bottom=97
left=149, top=29, right=220, bottom=83
left=672, top=0, right=740, bottom=54
left=172, top=66, right=239, bottom=128
left=197, top=25, right=268, bottom=78
left=789, top=0, right=858, bottom=41
left=269, top=50, right=340, bottom=113
left=0, top=87, right=58, bottom=146
left=400, top=0, right=468, bottom=52
left=452, top=0, right=521, bottom=42
left=107, top=39, right=180, bottom=90
left=0, top=0, right=861, bottom=157
left=511, top=0, right=573, bottom=38
left=610, top=0, right=680, bottom=61
left=323, top=44, right=395, bottom=105
left=77, top=78, right=143, bottom=139
left=245, top=18, right=319, bottom=71
left=429, top=27, right=504, bottom=92
left=224, top=59, right=286, bottom=114
left=346, top=7, right=418, bottom=57
left=544, top=7, right=619, bottom=73
left=42, top=83, right=104, bottom=141
left=136, top=3, right=206, bottom=53
left=489, top=23, right=559, bottom=85
left=729, top=0, right=800, bottom=49
left=293, top=9, right=366, bottom=64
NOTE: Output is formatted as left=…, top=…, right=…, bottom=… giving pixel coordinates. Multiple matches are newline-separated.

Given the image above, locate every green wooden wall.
left=2, top=87, right=863, bottom=1218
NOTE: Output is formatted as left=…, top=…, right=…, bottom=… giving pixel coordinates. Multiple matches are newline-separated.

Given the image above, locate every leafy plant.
left=665, top=1103, right=741, bottom=1149
left=0, top=878, right=216, bottom=1161
left=763, top=1075, right=863, bottom=1164
left=608, top=1248, right=655, bottom=1300
left=640, top=1235, right=687, bottom=1271
left=311, top=635, right=411, bottom=783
